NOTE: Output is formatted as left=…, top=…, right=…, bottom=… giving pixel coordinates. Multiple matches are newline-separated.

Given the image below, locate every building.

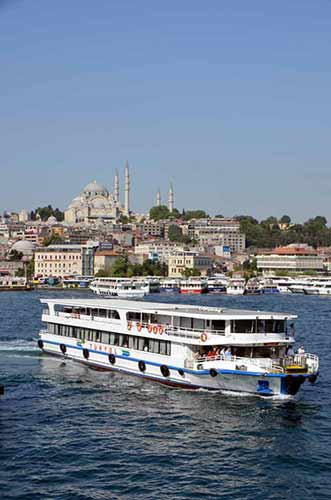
left=183, top=218, right=245, bottom=252
left=256, top=245, right=325, bottom=274
left=34, top=242, right=99, bottom=278
left=134, top=241, right=185, bottom=264
left=168, top=251, right=213, bottom=277
left=94, top=250, right=121, bottom=275
left=64, top=163, right=131, bottom=224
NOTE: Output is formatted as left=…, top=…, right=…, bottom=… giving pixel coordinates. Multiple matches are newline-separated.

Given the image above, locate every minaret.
left=124, top=161, right=130, bottom=216
left=114, top=169, right=120, bottom=205
left=156, top=188, right=161, bottom=207
left=168, top=183, right=174, bottom=213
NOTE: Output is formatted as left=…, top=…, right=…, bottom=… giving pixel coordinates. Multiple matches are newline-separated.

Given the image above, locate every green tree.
left=149, top=205, right=170, bottom=221
left=280, top=215, right=291, bottom=225
left=42, top=234, right=65, bottom=246
left=168, top=224, right=183, bottom=242
left=8, top=249, right=23, bottom=261
left=111, top=256, right=129, bottom=277
left=183, top=268, right=201, bottom=277
left=183, top=210, right=208, bottom=221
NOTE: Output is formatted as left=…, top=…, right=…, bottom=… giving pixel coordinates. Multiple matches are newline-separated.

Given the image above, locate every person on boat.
left=297, top=345, right=305, bottom=355
left=207, top=348, right=215, bottom=359
left=195, top=349, right=204, bottom=360
left=286, top=345, right=294, bottom=357
left=224, top=347, right=232, bottom=358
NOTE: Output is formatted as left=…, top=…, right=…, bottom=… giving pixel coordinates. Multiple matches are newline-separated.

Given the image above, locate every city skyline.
left=1, top=1, right=331, bottom=220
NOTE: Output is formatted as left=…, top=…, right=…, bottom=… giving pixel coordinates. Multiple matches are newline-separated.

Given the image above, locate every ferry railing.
left=194, top=354, right=285, bottom=373
left=127, top=321, right=226, bottom=340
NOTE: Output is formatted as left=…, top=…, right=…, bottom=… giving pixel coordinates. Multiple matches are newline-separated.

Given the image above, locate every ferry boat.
left=180, top=278, right=208, bottom=294
left=244, top=279, right=262, bottom=295
left=226, top=278, right=245, bottom=295
left=37, top=298, right=319, bottom=397
left=207, top=277, right=227, bottom=294
left=160, top=279, right=180, bottom=293
left=303, top=283, right=331, bottom=295
left=89, top=278, right=148, bottom=298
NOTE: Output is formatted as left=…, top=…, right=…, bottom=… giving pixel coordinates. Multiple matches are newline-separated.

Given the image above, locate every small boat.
left=207, top=277, right=227, bottom=294
left=244, top=280, right=262, bottom=295
left=303, top=283, right=331, bottom=295
left=38, top=298, right=320, bottom=397
left=89, top=278, right=148, bottom=298
left=160, top=279, right=180, bottom=293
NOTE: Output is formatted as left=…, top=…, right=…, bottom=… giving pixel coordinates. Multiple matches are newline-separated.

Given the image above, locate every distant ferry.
left=89, top=278, right=148, bottom=298
left=180, top=278, right=208, bottom=294
left=38, top=298, right=319, bottom=397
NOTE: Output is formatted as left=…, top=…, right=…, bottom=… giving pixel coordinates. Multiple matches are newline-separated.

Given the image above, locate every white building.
left=168, top=251, right=212, bottom=277
left=256, top=246, right=324, bottom=274
left=134, top=241, right=185, bottom=264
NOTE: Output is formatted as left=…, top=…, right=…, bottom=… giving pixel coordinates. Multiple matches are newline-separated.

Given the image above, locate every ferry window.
left=122, top=335, right=129, bottom=347
left=142, top=313, right=150, bottom=323
left=138, top=337, right=146, bottom=351
left=101, top=332, right=110, bottom=344
left=98, top=309, right=107, bottom=318
left=159, top=341, right=167, bottom=355
left=113, top=334, right=120, bottom=346
left=127, top=311, right=141, bottom=322
left=211, top=320, right=225, bottom=332
left=231, top=320, right=255, bottom=333
left=109, top=310, right=120, bottom=320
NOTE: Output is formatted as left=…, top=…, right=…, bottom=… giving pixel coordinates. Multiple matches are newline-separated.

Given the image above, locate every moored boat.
left=89, top=278, right=148, bottom=298
left=37, top=298, right=319, bottom=397
left=180, top=278, right=208, bottom=294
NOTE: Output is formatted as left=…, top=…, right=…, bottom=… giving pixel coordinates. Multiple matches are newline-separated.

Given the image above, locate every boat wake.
left=0, top=338, right=38, bottom=353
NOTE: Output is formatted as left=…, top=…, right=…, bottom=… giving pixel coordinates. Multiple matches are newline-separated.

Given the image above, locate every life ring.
left=153, top=325, right=158, bottom=334
left=137, top=323, right=142, bottom=332
left=127, top=321, right=132, bottom=331
left=200, top=333, right=208, bottom=342
left=148, top=324, right=153, bottom=333
left=158, top=325, right=164, bottom=335
left=60, top=344, right=67, bottom=355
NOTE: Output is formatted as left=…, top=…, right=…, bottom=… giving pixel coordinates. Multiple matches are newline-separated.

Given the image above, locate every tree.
left=168, top=224, right=183, bottom=242
left=183, top=210, right=208, bottom=221
left=149, top=205, right=170, bottom=221
left=280, top=215, right=291, bottom=225
left=31, top=205, right=64, bottom=222
left=8, top=249, right=23, bottom=261
left=42, top=234, right=64, bottom=246
left=111, top=256, right=129, bottom=277
left=119, top=214, right=129, bottom=224
left=183, top=268, right=201, bottom=277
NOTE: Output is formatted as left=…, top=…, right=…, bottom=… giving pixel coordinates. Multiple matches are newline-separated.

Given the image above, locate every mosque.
left=64, top=161, right=175, bottom=225
left=64, top=163, right=131, bottom=224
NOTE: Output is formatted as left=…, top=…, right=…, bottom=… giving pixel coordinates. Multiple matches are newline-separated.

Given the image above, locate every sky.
left=1, top=0, right=331, bottom=221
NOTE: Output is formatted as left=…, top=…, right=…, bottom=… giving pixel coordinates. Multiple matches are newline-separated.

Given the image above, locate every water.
left=0, top=290, right=331, bottom=500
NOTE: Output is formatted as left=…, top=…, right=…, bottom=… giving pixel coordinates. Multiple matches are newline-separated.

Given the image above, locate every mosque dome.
left=83, top=181, right=109, bottom=197
left=47, top=216, right=57, bottom=224
left=69, top=197, right=83, bottom=209
left=11, top=240, right=36, bottom=256
left=92, top=199, right=106, bottom=209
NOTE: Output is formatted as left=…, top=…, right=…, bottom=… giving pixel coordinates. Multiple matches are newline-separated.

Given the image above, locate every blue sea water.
left=0, top=290, right=331, bottom=500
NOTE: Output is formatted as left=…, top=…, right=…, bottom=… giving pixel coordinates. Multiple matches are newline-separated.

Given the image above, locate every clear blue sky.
left=1, top=0, right=331, bottom=221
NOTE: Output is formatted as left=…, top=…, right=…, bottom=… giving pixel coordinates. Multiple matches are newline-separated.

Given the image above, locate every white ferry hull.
left=38, top=335, right=310, bottom=396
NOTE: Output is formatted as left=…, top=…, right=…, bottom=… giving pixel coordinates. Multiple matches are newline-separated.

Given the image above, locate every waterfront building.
left=34, top=242, right=99, bottom=278
left=94, top=250, right=121, bottom=275
left=183, top=218, right=245, bottom=253
left=134, top=241, right=185, bottom=264
left=256, top=245, right=325, bottom=274
left=168, top=251, right=212, bottom=277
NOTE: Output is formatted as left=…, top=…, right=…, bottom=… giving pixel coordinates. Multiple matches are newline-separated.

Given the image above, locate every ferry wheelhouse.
left=38, top=299, right=319, bottom=397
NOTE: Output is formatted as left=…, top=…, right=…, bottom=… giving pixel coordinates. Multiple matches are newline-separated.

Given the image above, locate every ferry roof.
left=41, top=298, right=297, bottom=320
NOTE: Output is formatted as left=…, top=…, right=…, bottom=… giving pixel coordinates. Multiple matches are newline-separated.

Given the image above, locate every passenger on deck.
left=207, top=348, right=215, bottom=358
left=224, top=347, right=232, bottom=358
left=286, top=345, right=294, bottom=357
left=297, top=345, right=305, bottom=355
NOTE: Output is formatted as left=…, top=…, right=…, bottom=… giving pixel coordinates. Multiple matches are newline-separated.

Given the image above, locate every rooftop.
left=41, top=298, right=296, bottom=320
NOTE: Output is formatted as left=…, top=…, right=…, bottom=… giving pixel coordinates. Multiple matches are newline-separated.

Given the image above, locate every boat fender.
left=200, top=333, right=208, bottom=342
left=210, top=368, right=218, bottom=378
left=160, top=365, right=170, bottom=377
left=109, top=354, right=116, bottom=365
left=178, top=369, right=185, bottom=377
left=137, top=323, right=142, bottom=332
left=83, top=348, right=89, bottom=360
left=60, top=344, right=66, bottom=355
left=309, top=374, right=318, bottom=384
left=37, top=339, right=44, bottom=350
left=138, top=360, right=146, bottom=372
left=148, top=324, right=153, bottom=333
